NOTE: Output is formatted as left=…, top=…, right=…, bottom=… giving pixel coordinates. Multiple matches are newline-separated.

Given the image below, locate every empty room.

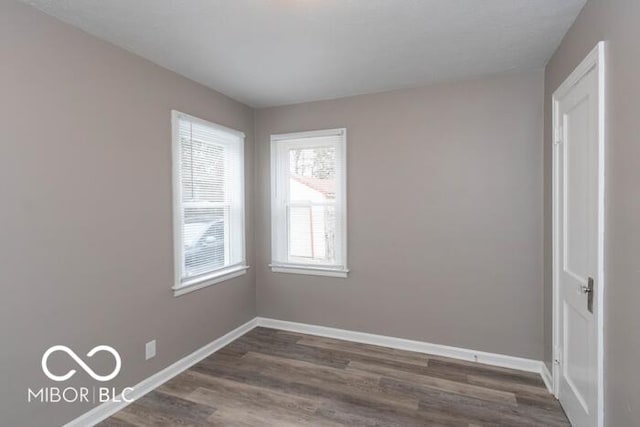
left=2, top=0, right=638, bottom=426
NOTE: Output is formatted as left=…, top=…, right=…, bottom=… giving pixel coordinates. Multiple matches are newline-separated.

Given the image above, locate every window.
left=270, top=128, right=348, bottom=277
left=172, top=111, right=247, bottom=296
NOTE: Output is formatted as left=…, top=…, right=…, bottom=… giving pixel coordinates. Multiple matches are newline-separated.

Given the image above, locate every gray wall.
left=0, top=2, right=255, bottom=426
left=544, top=0, right=640, bottom=425
left=255, top=70, right=545, bottom=360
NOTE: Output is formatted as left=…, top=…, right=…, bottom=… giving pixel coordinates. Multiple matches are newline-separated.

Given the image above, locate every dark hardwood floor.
left=100, top=327, right=570, bottom=426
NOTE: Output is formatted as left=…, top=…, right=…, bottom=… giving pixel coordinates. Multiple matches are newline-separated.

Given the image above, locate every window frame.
left=270, top=128, right=348, bottom=278
left=171, top=110, right=248, bottom=296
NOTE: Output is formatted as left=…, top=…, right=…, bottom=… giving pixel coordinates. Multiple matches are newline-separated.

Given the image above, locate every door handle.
left=580, top=277, right=594, bottom=313
left=579, top=284, right=592, bottom=293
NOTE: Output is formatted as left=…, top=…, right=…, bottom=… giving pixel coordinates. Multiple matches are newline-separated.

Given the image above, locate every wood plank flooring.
left=100, top=327, right=570, bottom=426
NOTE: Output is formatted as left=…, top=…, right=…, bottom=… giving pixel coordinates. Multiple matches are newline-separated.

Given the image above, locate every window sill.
left=173, top=265, right=249, bottom=297
left=269, top=264, right=349, bottom=278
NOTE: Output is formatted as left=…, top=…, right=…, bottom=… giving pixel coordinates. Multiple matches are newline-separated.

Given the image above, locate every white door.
left=553, top=43, right=604, bottom=427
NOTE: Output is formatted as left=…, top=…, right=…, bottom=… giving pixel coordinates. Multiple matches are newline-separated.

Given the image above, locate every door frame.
left=552, top=41, right=605, bottom=426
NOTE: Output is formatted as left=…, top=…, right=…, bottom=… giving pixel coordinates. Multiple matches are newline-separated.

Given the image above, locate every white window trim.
left=268, top=264, right=349, bottom=278
left=173, top=264, right=250, bottom=297
left=270, top=128, right=348, bottom=278
left=171, top=110, right=249, bottom=296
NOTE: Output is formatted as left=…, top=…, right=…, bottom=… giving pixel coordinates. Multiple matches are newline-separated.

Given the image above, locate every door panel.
left=555, top=61, right=600, bottom=427
left=563, top=301, right=590, bottom=410
left=565, top=95, right=591, bottom=278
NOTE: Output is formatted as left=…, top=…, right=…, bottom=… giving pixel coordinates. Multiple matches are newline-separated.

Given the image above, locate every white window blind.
left=270, top=129, right=348, bottom=277
left=172, top=111, right=247, bottom=294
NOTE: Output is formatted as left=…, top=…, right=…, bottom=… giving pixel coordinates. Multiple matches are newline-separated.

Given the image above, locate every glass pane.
left=287, top=146, right=338, bottom=265
left=288, top=204, right=337, bottom=264
left=180, top=131, right=231, bottom=280
left=181, top=138, right=226, bottom=203
left=289, top=146, right=336, bottom=201
left=183, top=206, right=227, bottom=278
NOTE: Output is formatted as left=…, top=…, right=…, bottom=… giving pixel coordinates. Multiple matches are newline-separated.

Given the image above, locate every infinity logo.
left=41, top=345, right=121, bottom=382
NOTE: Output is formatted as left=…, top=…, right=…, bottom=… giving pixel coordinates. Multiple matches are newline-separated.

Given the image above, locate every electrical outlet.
left=145, top=340, right=156, bottom=360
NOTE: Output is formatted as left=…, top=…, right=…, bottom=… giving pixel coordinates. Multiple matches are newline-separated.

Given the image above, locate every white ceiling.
left=23, top=0, right=586, bottom=108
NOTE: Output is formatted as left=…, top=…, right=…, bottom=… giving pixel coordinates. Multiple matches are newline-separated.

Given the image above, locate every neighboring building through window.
left=270, top=128, right=348, bottom=277
left=172, top=111, right=247, bottom=296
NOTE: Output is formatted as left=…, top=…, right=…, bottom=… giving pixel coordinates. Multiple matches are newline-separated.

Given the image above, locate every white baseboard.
left=540, top=362, right=554, bottom=394
left=257, top=317, right=551, bottom=385
left=66, top=316, right=554, bottom=426
left=64, top=318, right=258, bottom=427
